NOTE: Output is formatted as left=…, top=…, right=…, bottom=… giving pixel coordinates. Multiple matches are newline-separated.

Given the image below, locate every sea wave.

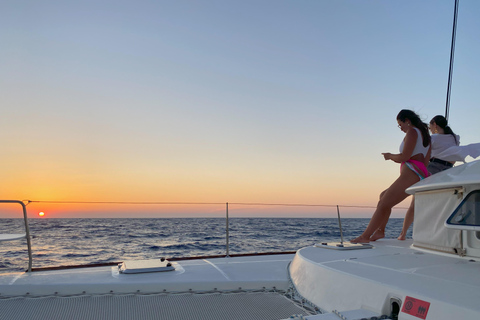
left=0, top=218, right=410, bottom=272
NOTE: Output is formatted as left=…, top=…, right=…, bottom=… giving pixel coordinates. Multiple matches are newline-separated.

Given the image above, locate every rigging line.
left=229, top=202, right=377, bottom=209
left=25, top=200, right=225, bottom=205
left=230, top=202, right=408, bottom=210
left=24, top=199, right=407, bottom=210
left=445, top=0, right=459, bottom=121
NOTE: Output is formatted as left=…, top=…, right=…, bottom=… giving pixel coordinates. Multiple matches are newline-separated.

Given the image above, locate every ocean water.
left=0, top=218, right=411, bottom=272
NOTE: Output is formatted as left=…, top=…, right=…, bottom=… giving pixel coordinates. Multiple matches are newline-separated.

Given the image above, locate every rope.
left=23, top=200, right=408, bottom=210
left=24, top=200, right=225, bottom=206
left=0, top=287, right=285, bottom=300
left=288, top=315, right=307, bottom=320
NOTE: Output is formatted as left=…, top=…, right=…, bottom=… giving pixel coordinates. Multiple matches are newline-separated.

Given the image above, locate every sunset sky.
left=1, top=1, right=479, bottom=218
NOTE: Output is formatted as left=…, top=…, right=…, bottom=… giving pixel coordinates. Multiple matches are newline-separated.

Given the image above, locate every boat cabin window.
left=446, top=190, right=480, bottom=236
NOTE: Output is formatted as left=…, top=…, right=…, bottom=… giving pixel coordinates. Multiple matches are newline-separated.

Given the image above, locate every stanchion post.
left=337, top=205, right=344, bottom=245
left=226, top=202, right=230, bottom=257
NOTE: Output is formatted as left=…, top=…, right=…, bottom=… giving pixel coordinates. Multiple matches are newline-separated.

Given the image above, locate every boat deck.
left=0, top=253, right=295, bottom=296
left=0, top=291, right=310, bottom=320
left=0, top=253, right=314, bottom=320
left=3, top=240, right=480, bottom=319
left=290, top=239, right=480, bottom=319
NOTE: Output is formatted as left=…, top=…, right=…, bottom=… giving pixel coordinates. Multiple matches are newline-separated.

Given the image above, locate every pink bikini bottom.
left=401, top=159, right=430, bottom=180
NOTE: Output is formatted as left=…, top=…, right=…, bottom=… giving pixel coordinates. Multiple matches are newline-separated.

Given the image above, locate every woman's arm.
left=382, top=127, right=417, bottom=163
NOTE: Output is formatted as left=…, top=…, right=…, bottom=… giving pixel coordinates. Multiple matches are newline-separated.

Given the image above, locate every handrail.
left=0, top=200, right=33, bottom=272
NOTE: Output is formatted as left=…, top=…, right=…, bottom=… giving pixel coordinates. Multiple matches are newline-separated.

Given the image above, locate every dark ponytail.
left=430, top=115, right=457, bottom=144
left=397, top=109, right=430, bottom=147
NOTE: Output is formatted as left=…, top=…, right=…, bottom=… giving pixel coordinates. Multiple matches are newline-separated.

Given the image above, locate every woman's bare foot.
left=369, top=229, right=385, bottom=241
left=350, top=236, right=370, bottom=244
left=397, top=233, right=406, bottom=240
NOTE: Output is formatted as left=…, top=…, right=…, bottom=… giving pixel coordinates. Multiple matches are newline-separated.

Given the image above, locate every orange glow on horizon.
left=38, top=212, right=45, bottom=217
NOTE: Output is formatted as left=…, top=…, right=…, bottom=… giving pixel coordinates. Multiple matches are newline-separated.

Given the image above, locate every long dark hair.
left=430, top=115, right=457, bottom=144
left=397, top=109, right=430, bottom=147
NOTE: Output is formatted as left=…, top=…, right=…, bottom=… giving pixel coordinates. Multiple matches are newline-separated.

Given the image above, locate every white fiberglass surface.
left=0, top=254, right=294, bottom=297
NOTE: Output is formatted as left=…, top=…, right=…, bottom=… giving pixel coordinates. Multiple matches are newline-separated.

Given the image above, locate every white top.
left=431, top=134, right=480, bottom=162
left=399, top=127, right=430, bottom=157
left=431, top=134, right=460, bottom=158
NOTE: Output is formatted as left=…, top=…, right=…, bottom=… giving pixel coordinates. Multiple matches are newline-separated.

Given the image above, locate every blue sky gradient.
left=1, top=0, right=479, bottom=217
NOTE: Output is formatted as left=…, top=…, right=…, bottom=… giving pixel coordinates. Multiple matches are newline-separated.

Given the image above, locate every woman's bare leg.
left=398, top=197, right=415, bottom=240
left=371, top=191, right=415, bottom=241
left=351, top=167, right=419, bottom=243
left=370, top=190, right=388, bottom=241
left=370, top=228, right=385, bottom=241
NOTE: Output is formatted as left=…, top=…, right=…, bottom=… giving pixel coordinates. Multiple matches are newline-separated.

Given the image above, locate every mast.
left=445, top=0, right=459, bottom=121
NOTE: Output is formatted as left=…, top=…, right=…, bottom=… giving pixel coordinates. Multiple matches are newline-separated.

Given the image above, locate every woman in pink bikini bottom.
left=351, top=110, right=431, bottom=244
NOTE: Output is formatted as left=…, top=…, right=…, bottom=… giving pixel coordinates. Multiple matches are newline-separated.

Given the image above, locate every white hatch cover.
left=118, top=258, right=175, bottom=274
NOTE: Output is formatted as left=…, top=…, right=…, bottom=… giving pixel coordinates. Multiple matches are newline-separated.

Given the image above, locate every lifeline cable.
left=23, top=200, right=408, bottom=210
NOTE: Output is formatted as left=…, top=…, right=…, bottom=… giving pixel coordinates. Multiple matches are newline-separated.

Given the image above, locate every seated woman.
left=428, top=115, right=460, bottom=173
left=395, top=115, right=467, bottom=240
left=351, top=110, right=431, bottom=244
left=379, top=115, right=458, bottom=241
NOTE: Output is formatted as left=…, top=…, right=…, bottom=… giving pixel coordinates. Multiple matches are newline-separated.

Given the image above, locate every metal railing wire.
left=24, top=200, right=396, bottom=209
left=1, top=199, right=409, bottom=272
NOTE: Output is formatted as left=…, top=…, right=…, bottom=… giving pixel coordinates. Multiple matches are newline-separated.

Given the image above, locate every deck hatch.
left=118, top=258, right=174, bottom=274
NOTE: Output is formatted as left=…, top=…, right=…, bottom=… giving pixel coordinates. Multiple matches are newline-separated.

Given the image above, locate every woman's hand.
left=382, top=153, right=392, bottom=161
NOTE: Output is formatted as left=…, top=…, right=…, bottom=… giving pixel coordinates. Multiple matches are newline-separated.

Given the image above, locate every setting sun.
left=38, top=212, right=45, bottom=217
